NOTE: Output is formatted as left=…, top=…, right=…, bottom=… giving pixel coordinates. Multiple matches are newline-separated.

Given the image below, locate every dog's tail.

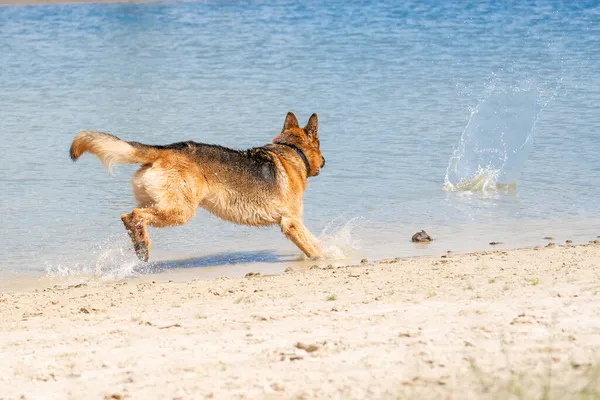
left=69, top=131, right=160, bottom=174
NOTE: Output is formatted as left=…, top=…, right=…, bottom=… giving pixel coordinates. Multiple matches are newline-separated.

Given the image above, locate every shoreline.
left=1, top=238, right=594, bottom=293
left=2, top=243, right=600, bottom=398
left=3, top=214, right=598, bottom=285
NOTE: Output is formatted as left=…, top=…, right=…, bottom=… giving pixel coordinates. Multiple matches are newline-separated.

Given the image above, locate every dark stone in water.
left=489, top=241, right=502, bottom=246
left=412, top=230, right=432, bottom=243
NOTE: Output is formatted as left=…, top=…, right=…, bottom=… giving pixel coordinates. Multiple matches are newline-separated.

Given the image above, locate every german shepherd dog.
left=69, top=112, right=325, bottom=262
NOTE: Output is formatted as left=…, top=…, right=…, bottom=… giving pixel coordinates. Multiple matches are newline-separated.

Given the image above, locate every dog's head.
left=273, top=112, right=325, bottom=177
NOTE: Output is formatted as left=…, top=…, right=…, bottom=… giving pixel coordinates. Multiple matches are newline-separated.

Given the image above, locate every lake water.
left=1, top=1, right=599, bottom=284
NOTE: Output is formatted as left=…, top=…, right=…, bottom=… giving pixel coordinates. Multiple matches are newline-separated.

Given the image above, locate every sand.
left=1, top=243, right=600, bottom=399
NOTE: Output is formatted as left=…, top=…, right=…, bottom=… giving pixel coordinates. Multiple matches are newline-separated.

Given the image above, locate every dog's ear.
left=305, top=113, right=318, bottom=137
left=283, top=112, right=299, bottom=131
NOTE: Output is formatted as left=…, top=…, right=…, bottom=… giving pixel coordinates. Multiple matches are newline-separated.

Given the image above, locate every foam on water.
left=444, top=82, right=542, bottom=192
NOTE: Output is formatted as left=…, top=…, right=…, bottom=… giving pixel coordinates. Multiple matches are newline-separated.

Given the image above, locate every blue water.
left=1, top=1, right=599, bottom=280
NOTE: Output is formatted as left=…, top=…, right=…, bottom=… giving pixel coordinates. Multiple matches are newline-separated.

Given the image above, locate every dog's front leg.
left=280, top=217, right=322, bottom=259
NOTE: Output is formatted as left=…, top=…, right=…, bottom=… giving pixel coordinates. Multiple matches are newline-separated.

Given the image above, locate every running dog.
left=69, top=112, right=325, bottom=261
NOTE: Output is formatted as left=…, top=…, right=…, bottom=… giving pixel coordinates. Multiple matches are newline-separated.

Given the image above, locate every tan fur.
left=70, top=131, right=160, bottom=174
left=70, top=113, right=326, bottom=262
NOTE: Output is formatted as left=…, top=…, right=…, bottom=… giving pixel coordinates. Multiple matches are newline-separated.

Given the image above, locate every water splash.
left=45, top=219, right=364, bottom=278
left=45, top=234, right=141, bottom=280
left=317, top=217, right=363, bottom=260
left=444, top=82, right=542, bottom=192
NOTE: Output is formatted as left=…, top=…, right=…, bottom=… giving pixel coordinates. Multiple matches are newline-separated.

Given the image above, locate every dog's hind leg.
left=121, top=210, right=152, bottom=262
left=122, top=205, right=196, bottom=262
left=125, top=161, right=202, bottom=261
left=280, top=217, right=322, bottom=259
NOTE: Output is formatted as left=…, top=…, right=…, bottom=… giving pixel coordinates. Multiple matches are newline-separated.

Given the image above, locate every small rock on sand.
left=104, top=395, right=124, bottom=400
left=270, top=383, right=284, bottom=392
left=546, top=242, right=556, bottom=248
left=412, top=230, right=432, bottom=243
left=295, top=342, right=319, bottom=353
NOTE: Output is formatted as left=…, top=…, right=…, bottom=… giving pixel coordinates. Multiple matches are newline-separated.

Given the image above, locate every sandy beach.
left=1, top=243, right=600, bottom=399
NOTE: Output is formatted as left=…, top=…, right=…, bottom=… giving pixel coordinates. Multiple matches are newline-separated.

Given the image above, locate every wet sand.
left=2, top=243, right=600, bottom=399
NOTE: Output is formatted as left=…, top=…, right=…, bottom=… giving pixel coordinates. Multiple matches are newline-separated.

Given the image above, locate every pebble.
left=296, top=342, right=319, bottom=352
left=412, top=230, right=432, bottom=243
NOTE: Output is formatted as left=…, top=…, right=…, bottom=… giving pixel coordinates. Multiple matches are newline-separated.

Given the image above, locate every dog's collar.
left=278, top=143, right=310, bottom=176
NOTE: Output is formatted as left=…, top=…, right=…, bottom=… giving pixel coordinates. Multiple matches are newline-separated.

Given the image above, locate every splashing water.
left=45, top=235, right=141, bottom=280
left=45, top=219, right=364, bottom=280
left=444, top=84, right=542, bottom=192
left=317, top=217, right=363, bottom=260
left=91, top=247, right=141, bottom=280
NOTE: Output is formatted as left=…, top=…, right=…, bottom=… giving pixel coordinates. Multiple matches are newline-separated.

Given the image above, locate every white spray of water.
left=317, top=217, right=363, bottom=260
left=46, top=218, right=365, bottom=279
left=444, top=81, right=543, bottom=192
left=45, top=234, right=141, bottom=280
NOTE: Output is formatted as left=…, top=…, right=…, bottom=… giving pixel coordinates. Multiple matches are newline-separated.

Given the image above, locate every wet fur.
left=69, top=112, right=325, bottom=261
